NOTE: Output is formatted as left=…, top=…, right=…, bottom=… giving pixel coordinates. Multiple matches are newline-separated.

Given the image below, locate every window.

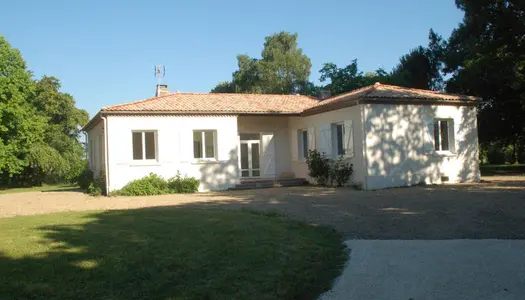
left=132, top=131, right=157, bottom=160
left=335, top=123, right=345, bottom=156
left=298, top=129, right=308, bottom=159
left=193, top=130, right=216, bottom=159
left=433, top=120, right=451, bottom=151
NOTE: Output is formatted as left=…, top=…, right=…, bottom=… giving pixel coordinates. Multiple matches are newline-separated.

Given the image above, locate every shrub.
left=306, top=150, right=331, bottom=185
left=330, top=157, right=354, bottom=187
left=116, top=173, right=169, bottom=196
left=168, top=172, right=200, bottom=193
left=86, top=170, right=106, bottom=196
left=77, top=167, right=94, bottom=190
left=306, top=149, right=354, bottom=187
left=113, top=172, right=200, bottom=196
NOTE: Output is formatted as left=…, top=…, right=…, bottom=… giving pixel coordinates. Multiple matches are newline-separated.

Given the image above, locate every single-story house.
left=82, top=83, right=481, bottom=192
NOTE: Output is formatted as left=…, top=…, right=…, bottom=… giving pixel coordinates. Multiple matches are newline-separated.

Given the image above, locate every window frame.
left=131, top=130, right=158, bottom=162
left=433, top=119, right=453, bottom=153
left=334, top=122, right=345, bottom=157
left=298, top=129, right=308, bottom=161
left=193, top=130, right=217, bottom=161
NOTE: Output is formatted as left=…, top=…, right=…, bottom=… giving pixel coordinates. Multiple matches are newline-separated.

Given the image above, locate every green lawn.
left=0, top=184, right=78, bottom=194
left=480, top=164, right=525, bottom=176
left=0, top=208, right=346, bottom=300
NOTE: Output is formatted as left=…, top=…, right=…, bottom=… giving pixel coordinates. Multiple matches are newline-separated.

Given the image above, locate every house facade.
left=83, top=83, right=481, bottom=192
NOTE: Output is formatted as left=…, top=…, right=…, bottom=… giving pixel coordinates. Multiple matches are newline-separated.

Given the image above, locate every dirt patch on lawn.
left=1, top=175, right=524, bottom=239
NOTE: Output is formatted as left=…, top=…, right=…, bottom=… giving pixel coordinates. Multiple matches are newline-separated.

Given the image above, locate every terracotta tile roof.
left=102, top=92, right=320, bottom=114
left=303, top=83, right=480, bottom=114
left=314, top=83, right=478, bottom=107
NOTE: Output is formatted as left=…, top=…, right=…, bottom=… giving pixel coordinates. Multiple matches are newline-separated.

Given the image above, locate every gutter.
left=102, top=115, right=110, bottom=195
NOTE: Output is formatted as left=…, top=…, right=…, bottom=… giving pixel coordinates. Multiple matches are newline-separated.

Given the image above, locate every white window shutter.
left=319, top=124, right=332, bottom=158
left=307, top=127, right=315, bottom=151
left=448, top=119, right=456, bottom=153
left=422, top=119, right=435, bottom=154
left=179, top=130, right=192, bottom=162
left=291, top=129, right=298, bottom=161
left=261, top=133, right=276, bottom=178
left=343, top=120, right=354, bottom=158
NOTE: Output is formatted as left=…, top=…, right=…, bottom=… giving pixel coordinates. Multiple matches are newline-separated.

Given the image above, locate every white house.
left=83, top=83, right=481, bottom=192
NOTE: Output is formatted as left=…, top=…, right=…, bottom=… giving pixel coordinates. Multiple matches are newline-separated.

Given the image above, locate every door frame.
left=238, top=135, right=261, bottom=178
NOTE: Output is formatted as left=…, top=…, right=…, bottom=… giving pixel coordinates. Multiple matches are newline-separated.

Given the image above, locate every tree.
left=441, top=0, right=525, bottom=162
left=0, top=35, right=89, bottom=186
left=211, top=32, right=312, bottom=94
left=318, top=60, right=389, bottom=96
left=28, top=76, right=89, bottom=183
left=0, top=36, right=46, bottom=179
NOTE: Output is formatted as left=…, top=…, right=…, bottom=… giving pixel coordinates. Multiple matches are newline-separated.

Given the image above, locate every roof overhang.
left=81, top=110, right=302, bottom=132
left=301, top=97, right=480, bottom=117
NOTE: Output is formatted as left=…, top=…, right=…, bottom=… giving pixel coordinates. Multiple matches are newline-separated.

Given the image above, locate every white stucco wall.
left=288, top=106, right=366, bottom=185
left=363, top=104, right=480, bottom=189
left=86, top=121, right=105, bottom=178
left=237, top=116, right=292, bottom=178
left=105, top=115, right=239, bottom=192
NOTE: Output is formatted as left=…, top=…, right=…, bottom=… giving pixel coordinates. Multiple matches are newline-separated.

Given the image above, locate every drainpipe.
left=102, top=115, right=110, bottom=195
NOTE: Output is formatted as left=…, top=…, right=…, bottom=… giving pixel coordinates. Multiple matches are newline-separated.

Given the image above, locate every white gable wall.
left=105, top=115, right=239, bottom=192
left=288, top=105, right=366, bottom=185
left=86, top=120, right=105, bottom=178
left=363, top=103, right=480, bottom=189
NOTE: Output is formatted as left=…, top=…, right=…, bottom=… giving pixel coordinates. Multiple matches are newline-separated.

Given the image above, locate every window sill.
left=191, top=158, right=219, bottom=164
left=429, top=151, right=456, bottom=157
left=129, top=160, right=161, bottom=166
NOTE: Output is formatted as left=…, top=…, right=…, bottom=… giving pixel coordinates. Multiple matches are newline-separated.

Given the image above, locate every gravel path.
left=1, top=175, right=524, bottom=239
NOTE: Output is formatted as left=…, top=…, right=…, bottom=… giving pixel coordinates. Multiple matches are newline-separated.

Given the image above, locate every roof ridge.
left=372, top=83, right=478, bottom=99
left=102, top=92, right=178, bottom=110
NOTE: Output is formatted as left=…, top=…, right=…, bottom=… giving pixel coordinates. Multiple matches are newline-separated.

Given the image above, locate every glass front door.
left=240, top=140, right=260, bottom=178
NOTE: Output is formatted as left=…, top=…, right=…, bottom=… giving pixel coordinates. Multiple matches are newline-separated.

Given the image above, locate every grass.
left=480, top=164, right=525, bottom=176
left=0, top=208, right=347, bottom=300
left=0, top=184, right=78, bottom=194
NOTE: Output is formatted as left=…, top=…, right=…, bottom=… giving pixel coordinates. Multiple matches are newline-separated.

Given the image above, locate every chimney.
left=319, top=89, right=332, bottom=100
left=155, top=84, right=169, bottom=97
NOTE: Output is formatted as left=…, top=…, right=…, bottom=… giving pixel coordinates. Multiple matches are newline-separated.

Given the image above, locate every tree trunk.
left=514, top=139, right=519, bottom=164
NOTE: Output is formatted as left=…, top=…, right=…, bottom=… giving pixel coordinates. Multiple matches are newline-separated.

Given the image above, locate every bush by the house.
left=76, top=167, right=94, bottom=190
left=306, top=149, right=354, bottom=187
left=86, top=171, right=106, bottom=196
left=113, top=172, right=200, bottom=196
left=330, top=156, right=354, bottom=187
left=167, top=172, right=200, bottom=193
left=306, top=150, right=331, bottom=185
left=115, top=173, right=169, bottom=196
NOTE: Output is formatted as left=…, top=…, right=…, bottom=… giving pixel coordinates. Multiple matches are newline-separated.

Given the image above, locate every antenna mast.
left=154, top=65, right=166, bottom=84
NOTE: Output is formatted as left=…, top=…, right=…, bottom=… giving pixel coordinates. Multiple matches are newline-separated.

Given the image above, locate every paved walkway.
left=321, top=239, right=525, bottom=300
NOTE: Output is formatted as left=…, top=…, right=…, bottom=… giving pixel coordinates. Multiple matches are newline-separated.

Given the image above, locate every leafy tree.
left=212, top=32, right=311, bottom=94
left=390, top=45, right=443, bottom=90
left=28, top=76, right=89, bottom=183
left=441, top=0, right=525, bottom=162
left=0, top=35, right=88, bottom=186
left=318, top=60, right=389, bottom=96
left=0, top=36, right=46, bottom=179
left=210, top=81, right=235, bottom=93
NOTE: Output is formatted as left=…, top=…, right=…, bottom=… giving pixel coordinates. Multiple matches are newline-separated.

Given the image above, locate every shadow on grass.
left=480, top=164, right=525, bottom=176
left=0, top=207, right=346, bottom=300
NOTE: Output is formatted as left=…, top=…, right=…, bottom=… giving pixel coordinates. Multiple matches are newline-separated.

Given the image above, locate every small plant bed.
left=111, top=172, right=200, bottom=196
left=0, top=208, right=346, bottom=300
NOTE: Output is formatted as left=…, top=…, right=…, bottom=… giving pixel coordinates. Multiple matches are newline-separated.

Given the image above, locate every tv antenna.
left=154, top=65, right=166, bottom=84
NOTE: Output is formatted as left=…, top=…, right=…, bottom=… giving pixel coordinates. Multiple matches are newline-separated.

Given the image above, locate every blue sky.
left=1, top=0, right=463, bottom=118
